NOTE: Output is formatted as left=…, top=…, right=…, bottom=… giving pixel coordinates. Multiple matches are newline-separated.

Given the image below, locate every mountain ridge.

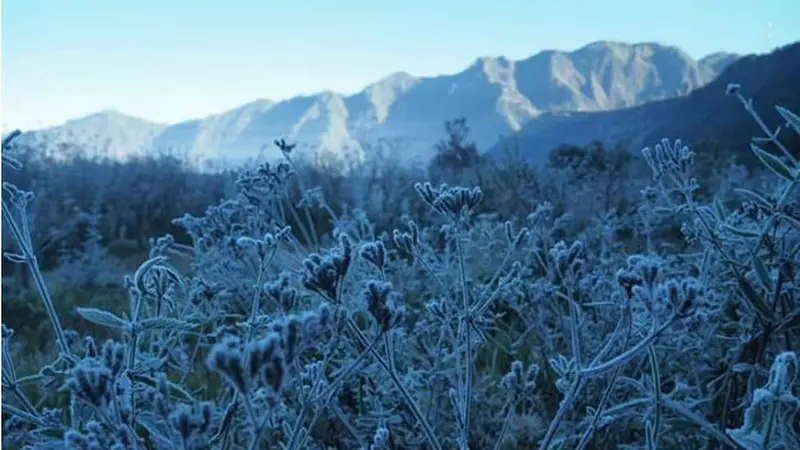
left=489, top=42, right=800, bottom=162
left=18, top=40, right=740, bottom=165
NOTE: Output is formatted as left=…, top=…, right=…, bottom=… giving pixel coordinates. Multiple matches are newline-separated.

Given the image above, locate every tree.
left=428, top=117, right=483, bottom=178
left=547, top=141, right=638, bottom=215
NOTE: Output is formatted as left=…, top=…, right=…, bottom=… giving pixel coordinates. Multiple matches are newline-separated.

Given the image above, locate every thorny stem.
left=456, top=232, right=473, bottom=449
left=412, top=247, right=451, bottom=293
left=471, top=246, right=517, bottom=318
left=747, top=179, right=798, bottom=266
left=282, top=197, right=317, bottom=251
left=315, top=242, right=437, bottom=445
left=731, top=92, right=798, bottom=266
left=538, top=265, right=586, bottom=450
left=734, top=92, right=795, bottom=164
left=580, top=316, right=676, bottom=378
left=565, top=273, right=583, bottom=370
left=2, top=198, right=73, bottom=360
left=311, top=332, right=381, bottom=405
left=576, top=304, right=634, bottom=450
left=662, top=399, right=745, bottom=449
left=3, top=383, right=40, bottom=421
left=280, top=151, right=322, bottom=250
left=719, top=374, right=736, bottom=434
left=2, top=403, right=55, bottom=429
left=492, top=398, right=516, bottom=450
left=283, top=402, right=312, bottom=450
left=344, top=319, right=443, bottom=450
left=539, top=375, right=587, bottom=450
left=761, top=398, right=779, bottom=449
left=0, top=346, right=40, bottom=419
left=540, top=314, right=674, bottom=449
left=646, top=345, right=663, bottom=446
left=574, top=366, right=622, bottom=450
left=214, top=246, right=276, bottom=447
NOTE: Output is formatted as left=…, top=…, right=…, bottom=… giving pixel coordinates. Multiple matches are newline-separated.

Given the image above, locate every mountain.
left=699, top=52, right=740, bottom=74
left=16, top=110, right=166, bottom=160
left=17, top=41, right=739, bottom=166
left=490, top=42, right=800, bottom=162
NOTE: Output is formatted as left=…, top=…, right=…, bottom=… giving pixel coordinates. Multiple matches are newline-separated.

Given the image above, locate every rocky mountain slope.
left=18, top=41, right=738, bottom=165
left=490, top=42, right=799, bottom=162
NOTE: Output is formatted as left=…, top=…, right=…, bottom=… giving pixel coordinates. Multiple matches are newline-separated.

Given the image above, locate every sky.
left=2, top=0, right=799, bottom=131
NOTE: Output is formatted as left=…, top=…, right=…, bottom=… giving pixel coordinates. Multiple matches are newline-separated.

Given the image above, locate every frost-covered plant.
left=726, top=351, right=799, bottom=449
left=2, top=85, right=799, bottom=450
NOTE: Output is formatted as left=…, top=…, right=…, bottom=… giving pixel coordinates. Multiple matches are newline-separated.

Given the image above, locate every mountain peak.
left=574, top=40, right=687, bottom=55
left=467, top=55, right=511, bottom=70
left=21, top=108, right=166, bottom=160
left=701, top=51, right=739, bottom=60
left=212, top=98, right=275, bottom=116
left=699, top=51, right=741, bottom=73
left=30, top=40, right=746, bottom=165
left=491, top=42, right=799, bottom=162
left=61, top=109, right=160, bottom=129
left=373, top=71, right=417, bottom=85
left=91, top=108, right=144, bottom=120
left=579, top=40, right=628, bottom=50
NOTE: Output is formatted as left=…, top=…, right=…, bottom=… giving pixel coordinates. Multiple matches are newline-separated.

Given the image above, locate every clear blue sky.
left=2, top=0, right=798, bottom=131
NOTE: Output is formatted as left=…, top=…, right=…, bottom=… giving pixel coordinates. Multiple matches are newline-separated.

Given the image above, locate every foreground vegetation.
left=1, top=84, right=799, bottom=449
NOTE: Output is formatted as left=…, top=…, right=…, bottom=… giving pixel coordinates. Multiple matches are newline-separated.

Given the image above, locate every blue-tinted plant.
left=2, top=84, right=799, bottom=450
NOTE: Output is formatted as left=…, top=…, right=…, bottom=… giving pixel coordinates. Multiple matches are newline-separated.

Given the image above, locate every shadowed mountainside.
left=491, top=42, right=799, bottom=162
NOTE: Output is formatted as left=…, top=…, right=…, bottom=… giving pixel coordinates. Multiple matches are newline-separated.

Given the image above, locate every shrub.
left=1, top=85, right=799, bottom=449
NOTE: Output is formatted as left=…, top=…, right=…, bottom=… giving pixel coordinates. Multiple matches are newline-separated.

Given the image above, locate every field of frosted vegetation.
left=1, top=84, right=799, bottom=449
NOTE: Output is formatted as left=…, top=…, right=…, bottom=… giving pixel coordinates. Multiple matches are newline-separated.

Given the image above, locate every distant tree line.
left=3, top=115, right=788, bottom=285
